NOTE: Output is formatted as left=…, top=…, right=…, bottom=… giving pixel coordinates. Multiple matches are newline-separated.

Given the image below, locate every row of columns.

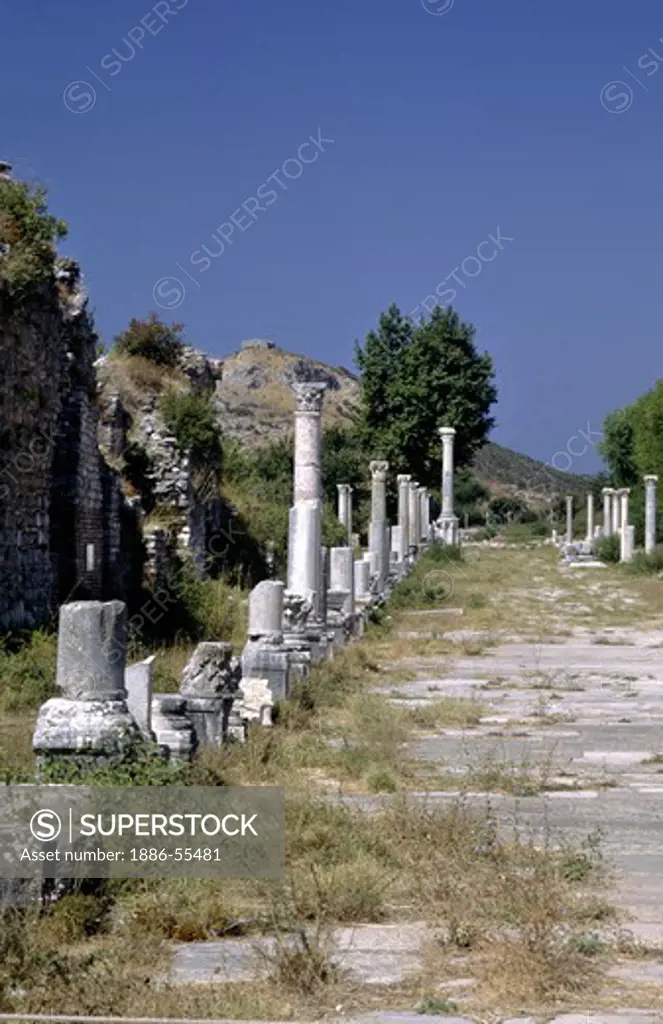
left=566, top=477, right=659, bottom=561
left=32, top=388, right=463, bottom=765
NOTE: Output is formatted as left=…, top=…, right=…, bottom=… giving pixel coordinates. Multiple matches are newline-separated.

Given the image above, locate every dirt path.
left=172, top=544, right=663, bottom=1022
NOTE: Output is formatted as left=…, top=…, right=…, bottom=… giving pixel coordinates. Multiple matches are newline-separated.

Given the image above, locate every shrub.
left=627, top=545, right=663, bottom=575
left=0, top=631, right=57, bottom=713
left=159, top=389, right=221, bottom=463
left=0, top=179, right=67, bottom=306
left=113, top=313, right=184, bottom=367
left=595, top=535, right=620, bottom=563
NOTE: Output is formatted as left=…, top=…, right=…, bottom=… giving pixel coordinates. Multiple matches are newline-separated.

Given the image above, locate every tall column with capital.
left=438, top=427, right=459, bottom=545
left=397, top=474, right=411, bottom=563
left=586, top=493, right=594, bottom=543
left=287, top=382, right=327, bottom=626
left=602, top=488, right=612, bottom=537
left=336, top=484, right=353, bottom=540
left=645, top=475, right=658, bottom=554
left=369, top=460, right=389, bottom=589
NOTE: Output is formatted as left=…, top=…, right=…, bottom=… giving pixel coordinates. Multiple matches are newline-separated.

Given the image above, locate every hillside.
left=213, top=339, right=360, bottom=444
left=98, top=337, right=597, bottom=508
left=210, top=340, right=596, bottom=502
left=472, top=442, right=597, bottom=502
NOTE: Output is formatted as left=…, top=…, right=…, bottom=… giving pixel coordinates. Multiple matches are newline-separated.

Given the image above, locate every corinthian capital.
left=292, top=381, right=327, bottom=413
left=370, top=460, right=389, bottom=481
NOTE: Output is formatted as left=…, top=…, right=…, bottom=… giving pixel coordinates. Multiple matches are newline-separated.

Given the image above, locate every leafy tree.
left=355, top=304, right=497, bottom=488
left=600, top=407, right=637, bottom=487
left=600, top=382, right=663, bottom=545
left=114, top=313, right=185, bottom=367
left=355, top=303, right=413, bottom=455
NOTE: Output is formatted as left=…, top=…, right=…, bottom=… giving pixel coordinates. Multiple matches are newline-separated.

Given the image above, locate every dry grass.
left=2, top=541, right=641, bottom=1017
left=1, top=793, right=611, bottom=1018
left=401, top=697, right=484, bottom=731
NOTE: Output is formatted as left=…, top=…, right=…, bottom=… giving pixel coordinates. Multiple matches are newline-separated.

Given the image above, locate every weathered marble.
left=369, top=460, right=389, bottom=590
left=180, top=642, right=240, bottom=747
left=397, top=474, right=411, bottom=562
left=438, top=427, right=459, bottom=545
left=602, top=487, right=613, bottom=537
left=337, top=483, right=353, bottom=538
left=645, top=475, right=658, bottom=554
left=125, top=654, right=155, bottom=738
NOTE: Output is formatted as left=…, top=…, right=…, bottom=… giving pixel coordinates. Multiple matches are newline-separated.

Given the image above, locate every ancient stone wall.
left=0, top=265, right=129, bottom=631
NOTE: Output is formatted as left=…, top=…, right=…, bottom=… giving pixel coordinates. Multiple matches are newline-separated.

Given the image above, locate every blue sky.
left=2, top=0, right=661, bottom=473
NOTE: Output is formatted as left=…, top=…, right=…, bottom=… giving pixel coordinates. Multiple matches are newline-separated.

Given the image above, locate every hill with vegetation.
left=209, top=340, right=597, bottom=504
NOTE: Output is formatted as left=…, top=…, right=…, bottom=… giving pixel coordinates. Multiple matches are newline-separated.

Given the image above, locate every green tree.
left=114, top=313, right=185, bottom=367
left=356, top=304, right=497, bottom=488
left=600, top=407, right=637, bottom=487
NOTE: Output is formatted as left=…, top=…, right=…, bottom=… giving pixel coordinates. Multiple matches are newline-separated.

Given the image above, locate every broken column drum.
left=33, top=600, right=141, bottom=766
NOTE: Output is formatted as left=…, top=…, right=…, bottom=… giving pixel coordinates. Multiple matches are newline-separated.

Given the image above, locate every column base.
left=437, top=516, right=459, bottom=546
left=34, top=697, right=143, bottom=767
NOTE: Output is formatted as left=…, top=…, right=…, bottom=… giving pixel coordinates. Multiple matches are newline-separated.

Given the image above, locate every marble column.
left=438, top=427, right=459, bottom=545
left=611, top=490, right=621, bottom=536
left=293, top=381, right=326, bottom=504
left=337, top=484, right=353, bottom=540
left=586, top=493, right=594, bottom=543
left=602, top=487, right=612, bottom=538
left=287, top=499, right=322, bottom=602
left=645, top=475, right=658, bottom=554
left=354, top=559, right=371, bottom=603
left=618, top=485, right=631, bottom=561
left=288, top=382, right=327, bottom=621
left=369, top=460, right=389, bottom=589
left=397, top=474, right=411, bottom=562
left=418, top=487, right=429, bottom=541
left=565, top=495, right=573, bottom=544
left=330, top=547, right=355, bottom=619
left=408, top=479, right=421, bottom=556
left=621, top=523, right=635, bottom=564
left=33, top=600, right=140, bottom=765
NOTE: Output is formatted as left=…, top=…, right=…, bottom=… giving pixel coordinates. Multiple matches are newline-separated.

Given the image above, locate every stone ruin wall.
left=0, top=278, right=129, bottom=631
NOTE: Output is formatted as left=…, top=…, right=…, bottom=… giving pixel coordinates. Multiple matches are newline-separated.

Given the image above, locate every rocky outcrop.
left=210, top=339, right=361, bottom=447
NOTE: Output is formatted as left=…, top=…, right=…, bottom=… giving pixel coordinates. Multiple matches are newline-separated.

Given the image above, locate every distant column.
left=602, top=487, right=612, bottom=537
left=408, top=480, right=420, bottom=556
left=369, top=460, right=389, bottom=589
left=611, top=490, right=621, bottom=536
left=337, top=484, right=353, bottom=539
left=418, top=487, right=429, bottom=541
left=565, top=495, right=573, bottom=544
left=397, top=474, right=411, bottom=561
left=586, top=493, right=594, bottom=543
left=438, top=427, right=459, bottom=545
left=645, top=475, right=658, bottom=554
